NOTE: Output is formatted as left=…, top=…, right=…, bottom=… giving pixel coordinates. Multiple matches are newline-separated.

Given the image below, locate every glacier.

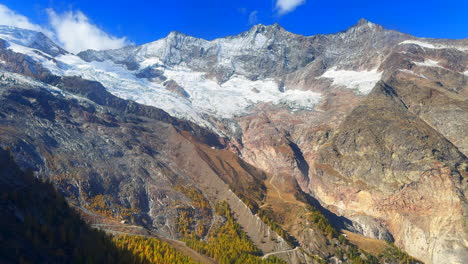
left=0, top=25, right=323, bottom=133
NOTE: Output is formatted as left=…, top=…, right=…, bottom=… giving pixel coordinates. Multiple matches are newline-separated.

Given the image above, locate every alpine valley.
left=0, top=18, right=467, bottom=264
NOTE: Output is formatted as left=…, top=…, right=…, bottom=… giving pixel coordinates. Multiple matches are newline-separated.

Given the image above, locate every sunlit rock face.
left=0, top=18, right=467, bottom=263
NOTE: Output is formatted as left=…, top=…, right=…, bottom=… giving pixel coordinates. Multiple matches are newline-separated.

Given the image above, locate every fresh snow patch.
left=319, top=67, right=382, bottom=94
left=413, top=59, right=444, bottom=69
left=399, top=40, right=468, bottom=52
left=0, top=27, right=40, bottom=48
left=140, top=57, right=163, bottom=68
left=252, top=33, right=268, bottom=49
left=0, top=26, right=62, bottom=55
left=398, top=69, right=428, bottom=79
left=413, top=59, right=468, bottom=76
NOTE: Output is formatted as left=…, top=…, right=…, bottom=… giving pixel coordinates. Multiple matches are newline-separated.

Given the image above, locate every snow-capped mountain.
left=1, top=20, right=467, bottom=133
left=0, top=19, right=467, bottom=264
left=0, top=20, right=403, bottom=132
left=0, top=26, right=67, bottom=57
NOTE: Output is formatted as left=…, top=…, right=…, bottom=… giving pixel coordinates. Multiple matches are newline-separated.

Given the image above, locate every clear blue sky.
left=2, top=0, right=467, bottom=44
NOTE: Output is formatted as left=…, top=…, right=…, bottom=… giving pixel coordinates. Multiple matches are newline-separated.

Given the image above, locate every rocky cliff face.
left=314, top=81, right=467, bottom=263
left=0, top=19, right=467, bottom=264
left=0, top=47, right=292, bottom=260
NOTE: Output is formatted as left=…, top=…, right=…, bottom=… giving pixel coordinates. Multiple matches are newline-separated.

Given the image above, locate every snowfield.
left=319, top=67, right=382, bottom=95
left=49, top=54, right=322, bottom=122
left=0, top=26, right=322, bottom=132
left=163, top=68, right=321, bottom=118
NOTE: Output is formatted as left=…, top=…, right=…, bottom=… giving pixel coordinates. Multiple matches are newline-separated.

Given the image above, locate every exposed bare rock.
left=1, top=18, right=467, bottom=264
left=313, top=81, right=468, bottom=264
left=163, top=79, right=190, bottom=98
left=348, top=215, right=394, bottom=242
left=0, top=70, right=293, bottom=261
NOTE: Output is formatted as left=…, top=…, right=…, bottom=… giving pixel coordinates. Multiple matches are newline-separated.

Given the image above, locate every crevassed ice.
left=53, top=54, right=219, bottom=130
left=2, top=40, right=220, bottom=130
left=320, top=67, right=382, bottom=95
left=163, top=69, right=321, bottom=118
left=3, top=37, right=321, bottom=133
left=53, top=55, right=321, bottom=120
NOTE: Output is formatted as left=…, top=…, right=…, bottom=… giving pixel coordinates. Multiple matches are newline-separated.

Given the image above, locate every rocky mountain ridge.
left=0, top=19, right=466, bottom=263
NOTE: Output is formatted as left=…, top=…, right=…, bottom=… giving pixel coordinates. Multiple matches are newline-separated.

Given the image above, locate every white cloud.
left=0, top=4, right=53, bottom=37
left=0, top=4, right=131, bottom=53
left=248, top=11, right=259, bottom=25
left=276, top=0, right=306, bottom=15
left=47, top=9, right=130, bottom=53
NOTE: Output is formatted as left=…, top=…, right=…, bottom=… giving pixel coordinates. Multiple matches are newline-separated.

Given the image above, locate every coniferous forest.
left=0, top=149, right=196, bottom=264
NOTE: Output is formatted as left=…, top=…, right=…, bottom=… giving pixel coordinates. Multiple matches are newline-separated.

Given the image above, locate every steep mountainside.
left=0, top=147, right=221, bottom=264
left=0, top=44, right=296, bottom=261
left=0, top=19, right=466, bottom=264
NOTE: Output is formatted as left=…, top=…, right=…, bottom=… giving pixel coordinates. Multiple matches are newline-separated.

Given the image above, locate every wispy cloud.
left=0, top=4, right=53, bottom=37
left=0, top=4, right=130, bottom=53
left=248, top=11, right=259, bottom=25
left=47, top=9, right=130, bottom=53
left=275, top=0, right=306, bottom=15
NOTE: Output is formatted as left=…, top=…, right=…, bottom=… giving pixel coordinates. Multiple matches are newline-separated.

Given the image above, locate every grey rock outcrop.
left=1, top=19, right=467, bottom=264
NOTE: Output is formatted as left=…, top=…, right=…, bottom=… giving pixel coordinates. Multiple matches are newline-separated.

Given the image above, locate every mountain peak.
left=249, top=23, right=285, bottom=34
left=353, top=18, right=380, bottom=30
left=356, top=18, right=370, bottom=26
left=167, top=30, right=190, bottom=38
left=341, top=18, right=384, bottom=34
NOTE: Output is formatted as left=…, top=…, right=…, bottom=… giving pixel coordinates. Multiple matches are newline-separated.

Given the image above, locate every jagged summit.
left=342, top=18, right=384, bottom=34
left=144, top=22, right=291, bottom=47
left=355, top=18, right=373, bottom=26
left=166, top=30, right=193, bottom=39
left=248, top=23, right=285, bottom=33
left=149, top=19, right=385, bottom=48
